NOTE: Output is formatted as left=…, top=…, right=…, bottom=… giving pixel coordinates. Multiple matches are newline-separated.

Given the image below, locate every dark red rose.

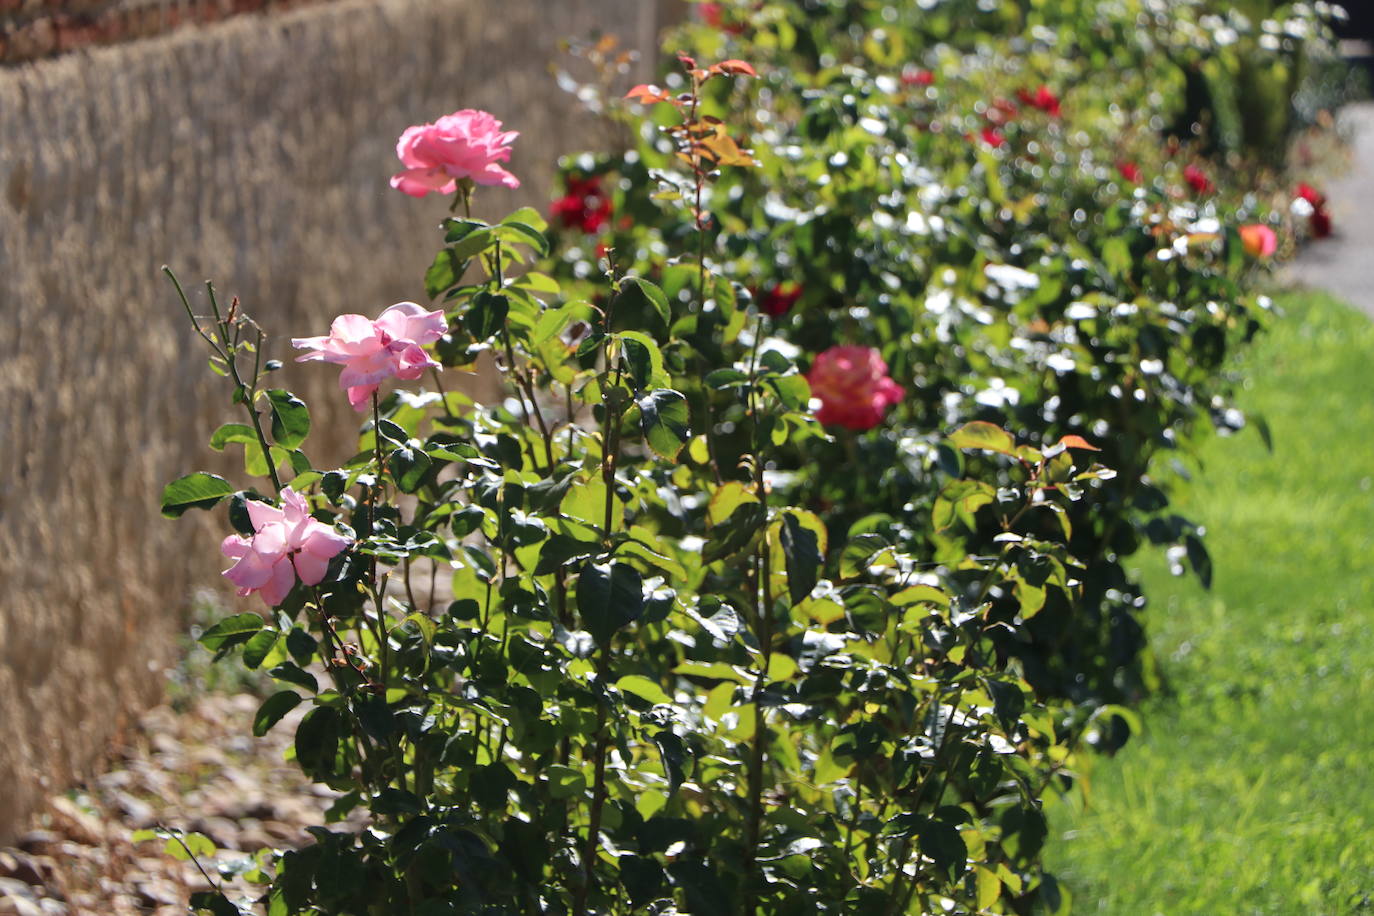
left=550, top=174, right=612, bottom=234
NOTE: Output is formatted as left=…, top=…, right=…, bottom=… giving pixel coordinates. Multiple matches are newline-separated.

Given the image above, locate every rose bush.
left=158, top=2, right=1348, bottom=913
left=165, top=73, right=1124, bottom=911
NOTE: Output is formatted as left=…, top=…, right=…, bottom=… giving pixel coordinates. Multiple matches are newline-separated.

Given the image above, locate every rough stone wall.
left=0, top=0, right=662, bottom=840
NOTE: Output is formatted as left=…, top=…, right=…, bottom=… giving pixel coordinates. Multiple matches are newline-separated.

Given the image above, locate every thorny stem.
left=741, top=310, right=771, bottom=915
left=573, top=281, right=627, bottom=916
left=168, top=271, right=284, bottom=495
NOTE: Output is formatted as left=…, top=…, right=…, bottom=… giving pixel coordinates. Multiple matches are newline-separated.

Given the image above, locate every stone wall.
left=0, top=0, right=663, bottom=840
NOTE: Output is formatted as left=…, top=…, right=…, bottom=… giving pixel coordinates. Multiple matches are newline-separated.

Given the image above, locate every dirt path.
left=1287, top=102, right=1374, bottom=318
left=0, top=693, right=360, bottom=915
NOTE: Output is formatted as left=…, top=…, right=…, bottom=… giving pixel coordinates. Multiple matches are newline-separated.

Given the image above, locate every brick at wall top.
left=0, top=0, right=332, bottom=64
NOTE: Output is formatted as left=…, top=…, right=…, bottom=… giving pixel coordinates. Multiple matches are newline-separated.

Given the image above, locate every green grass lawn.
left=1046, top=291, right=1374, bottom=915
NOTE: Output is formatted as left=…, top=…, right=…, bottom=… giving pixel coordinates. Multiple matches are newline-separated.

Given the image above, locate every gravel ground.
left=0, top=692, right=355, bottom=915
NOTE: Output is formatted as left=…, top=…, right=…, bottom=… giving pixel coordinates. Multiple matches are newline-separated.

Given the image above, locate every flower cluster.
left=806, top=345, right=905, bottom=431
left=221, top=488, right=350, bottom=606
left=292, top=302, right=447, bottom=410
left=390, top=109, right=520, bottom=197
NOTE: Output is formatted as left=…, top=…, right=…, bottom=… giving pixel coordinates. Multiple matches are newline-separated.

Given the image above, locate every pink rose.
left=806, top=345, right=905, bottom=431
left=390, top=109, right=520, bottom=197
left=292, top=302, right=447, bottom=410
left=1238, top=224, right=1277, bottom=258
left=221, top=487, right=350, bottom=606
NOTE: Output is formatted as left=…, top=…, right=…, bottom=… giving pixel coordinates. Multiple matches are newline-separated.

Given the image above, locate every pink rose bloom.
left=221, top=487, right=350, bottom=606
left=806, top=345, right=905, bottom=431
left=292, top=302, right=447, bottom=410
left=390, top=109, right=520, bottom=197
left=1239, top=223, right=1277, bottom=258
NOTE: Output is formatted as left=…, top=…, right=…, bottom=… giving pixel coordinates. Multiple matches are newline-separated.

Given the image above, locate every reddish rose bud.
left=1118, top=161, right=1142, bottom=183
left=981, top=127, right=1006, bottom=149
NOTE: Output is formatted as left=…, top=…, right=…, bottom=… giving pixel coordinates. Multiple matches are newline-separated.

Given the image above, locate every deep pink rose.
left=1239, top=224, right=1277, bottom=258
left=390, top=109, right=519, bottom=197
left=221, top=487, right=350, bottom=606
left=293, top=302, right=447, bottom=410
left=806, top=345, right=905, bottom=431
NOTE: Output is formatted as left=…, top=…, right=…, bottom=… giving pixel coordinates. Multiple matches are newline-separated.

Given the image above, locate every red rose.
left=1183, top=164, right=1213, bottom=195
left=981, top=127, right=1007, bottom=149
left=1118, top=161, right=1142, bottom=184
left=902, top=67, right=935, bottom=87
left=755, top=283, right=802, bottom=317
left=1017, top=85, right=1061, bottom=117
left=550, top=174, right=612, bottom=234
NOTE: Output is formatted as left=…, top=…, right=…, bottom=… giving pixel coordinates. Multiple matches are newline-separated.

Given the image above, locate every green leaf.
left=266, top=389, right=311, bottom=450
left=704, top=368, right=749, bottom=389
left=947, top=421, right=1018, bottom=456
left=704, top=501, right=767, bottom=563
left=443, top=217, right=488, bottom=243
left=295, top=706, right=342, bottom=779
left=467, top=291, right=509, bottom=341
left=779, top=510, right=826, bottom=605
left=616, top=674, right=672, bottom=705
left=577, top=561, right=644, bottom=646
left=189, top=891, right=240, bottom=916
left=242, top=627, right=279, bottom=669
left=254, top=690, right=302, bottom=737
left=933, top=479, right=996, bottom=531
left=166, top=831, right=216, bottom=862
left=916, top=816, right=967, bottom=879
left=493, top=221, right=549, bottom=257
left=637, top=389, right=691, bottom=459
left=502, top=206, right=549, bottom=234
left=268, top=662, right=318, bottom=694
left=189, top=891, right=241, bottom=916
left=767, top=374, right=811, bottom=411
left=708, top=482, right=759, bottom=526
left=617, top=277, right=672, bottom=327
left=161, top=472, right=235, bottom=518
left=544, top=764, right=587, bottom=800
left=425, top=248, right=463, bottom=299
left=198, top=613, right=264, bottom=652
left=619, top=331, right=664, bottom=390
left=533, top=300, right=592, bottom=346
left=388, top=446, right=433, bottom=494
left=208, top=423, right=257, bottom=451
